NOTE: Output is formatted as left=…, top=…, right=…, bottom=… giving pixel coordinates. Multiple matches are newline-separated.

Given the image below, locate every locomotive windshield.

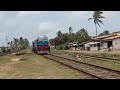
left=37, top=41, right=48, bottom=46
left=35, top=36, right=49, bottom=46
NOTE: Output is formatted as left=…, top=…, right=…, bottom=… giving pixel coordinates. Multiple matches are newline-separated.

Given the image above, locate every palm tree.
left=88, top=11, right=105, bottom=37
left=69, top=27, right=73, bottom=35
left=69, top=27, right=75, bottom=42
left=57, top=31, right=62, bottom=37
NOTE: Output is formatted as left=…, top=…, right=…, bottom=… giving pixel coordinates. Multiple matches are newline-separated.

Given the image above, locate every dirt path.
left=34, top=58, right=42, bottom=65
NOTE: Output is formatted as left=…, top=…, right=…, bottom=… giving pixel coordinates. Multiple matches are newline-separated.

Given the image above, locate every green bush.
left=56, top=44, right=70, bottom=50
left=63, top=44, right=70, bottom=50
left=56, top=45, right=63, bottom=50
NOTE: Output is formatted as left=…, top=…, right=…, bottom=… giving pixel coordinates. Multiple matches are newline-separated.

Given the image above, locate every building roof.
left=92, top=33, right=120, bottom=41
left=92, top=34, right=117, bottom=40
left=102, top=35, right=120, bottom=41
left=85, top=42, right=100, bottom=45
left=95, top=35, right=112, bottom=39
left=78, top=42, right=87, bottom=45
left=113, top=30, right=120, bottom=34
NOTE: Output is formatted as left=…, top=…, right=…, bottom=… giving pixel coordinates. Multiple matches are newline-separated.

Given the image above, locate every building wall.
left=102, top=42, right=108, bottom=49
left=90, top=46, right=98, bottom=51
left=70, top=47, right=76, bottom=50
left=116, top=32, right=120, bottom=36
left=113, top=38, right=120, bottom=50
left=84, top=44, right=90, bottom=50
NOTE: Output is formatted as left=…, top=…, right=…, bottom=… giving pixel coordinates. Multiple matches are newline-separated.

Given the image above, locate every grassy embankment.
left=0, top=50, right=92, bottom=79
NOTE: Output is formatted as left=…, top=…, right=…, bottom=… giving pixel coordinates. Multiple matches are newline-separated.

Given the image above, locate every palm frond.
left=88, top=18, right=93, bottom=20
left=99, top=11, right=103, bottom=14
left=94, top=20, right=97, bottom=24
left=98, top=16, right=105, bottom=18
left=98, top=19, right=104, bottom=25
left=96, top=21, right=101, bottom=27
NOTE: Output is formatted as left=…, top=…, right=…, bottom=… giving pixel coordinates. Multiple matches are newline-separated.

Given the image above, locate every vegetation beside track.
left=51, top=50, right=120, bottom=71
left=51, top=50, right=120, bottom=59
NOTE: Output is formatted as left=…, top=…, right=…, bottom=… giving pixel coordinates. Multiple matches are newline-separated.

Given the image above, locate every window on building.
left=91, top=44, right=96, bottom=47
left=101, top=43, right=103, bottom=47
left=94, top=44, right=96, bottom=47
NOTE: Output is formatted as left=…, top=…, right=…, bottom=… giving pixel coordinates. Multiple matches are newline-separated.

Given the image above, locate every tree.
left=24, top=38, right=30, bottom=48
left=54, top=37, right=57, bottom=49
left=62, top=33, right=69, bottom=44
left=88, top=11, right=105, bottom=37
left=19, top=37, right=23, bottom=49
left=49, top=39, right=55, bottom=46
left=11, top=37, right=30, bottom=51
left=7, top=42, right=11, bottom=47
left=1, top=46, right=6, bottom=52
left=57, top=31, right=62, bottom=37
left=56, top=31, right=63, bottom=45
left=13, top=38, right=19, bottom=51
left=98, top=30, right=111, bottom=36
left=75, top=28, right=91, bottom=43
left=68, top=27, right=75, bottom=42
left=50, top=27, right=91, bottom=49
left=69, top=27, right=73, bottom=35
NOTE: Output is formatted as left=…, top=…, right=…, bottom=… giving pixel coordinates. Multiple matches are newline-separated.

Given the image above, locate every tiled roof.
left=94, top=35, right=113, bottom=39
left=102, top=35, right=120, bottom=40
left=91, top=30, right=120, bottom=41
left=113, top=30, right=120, bottom=33
left=93, top=34, right=117, bottom=40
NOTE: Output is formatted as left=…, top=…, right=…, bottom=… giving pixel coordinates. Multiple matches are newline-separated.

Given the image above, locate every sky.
left=0, top=11, right=120, bottom=46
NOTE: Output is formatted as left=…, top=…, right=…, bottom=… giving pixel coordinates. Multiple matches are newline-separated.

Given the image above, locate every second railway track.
left=42, top=54, right=120, bottom=79
left=79, top=54, right=120, bottom=61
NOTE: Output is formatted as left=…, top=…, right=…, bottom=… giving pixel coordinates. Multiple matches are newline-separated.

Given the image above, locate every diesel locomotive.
left=32, top=35, right=50, bottom=54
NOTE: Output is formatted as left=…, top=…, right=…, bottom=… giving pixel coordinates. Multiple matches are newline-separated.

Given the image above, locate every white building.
left=84, top=42, right=100, bottom=51
left=85, top=30, right=120, bottom=51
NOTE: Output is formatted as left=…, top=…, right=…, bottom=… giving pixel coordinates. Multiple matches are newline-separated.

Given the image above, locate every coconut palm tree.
left=88, top=11, right=105, bottom=37
left=69, top=27, right=73, bottom=35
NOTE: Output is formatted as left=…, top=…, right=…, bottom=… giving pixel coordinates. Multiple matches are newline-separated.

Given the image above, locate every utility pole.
left=6, top=35, right=8, bottom=52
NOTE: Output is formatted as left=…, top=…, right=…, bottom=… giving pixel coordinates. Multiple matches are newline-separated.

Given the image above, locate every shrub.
left=56, top=45, right=63, bottom=50
left=56, top=44, right=70, bottom=50
left=63, top=44, right=70, bottom=50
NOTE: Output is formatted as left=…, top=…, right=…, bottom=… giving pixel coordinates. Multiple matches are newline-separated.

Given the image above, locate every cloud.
left=17, top=11, right=48, bottom=17
left=68, top=11, right=92, bottom=21
left=1, top=11, right=120, bottom=46
left=38, top=22, right=59, bottom=34
left=0, top=11, right=7, bottom=19
left=0, top=32, right=3, bottom=35
left=3, top=19, right=16, bottom=27
left=103, top=11, right=120, bottom=18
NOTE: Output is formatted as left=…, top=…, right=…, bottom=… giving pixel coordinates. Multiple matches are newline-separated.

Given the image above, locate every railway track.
left=78, top=54, right=120, bottom=61
left=77, top=54, right=120, bottom=64
left=42, top=54, right=120, bottom=79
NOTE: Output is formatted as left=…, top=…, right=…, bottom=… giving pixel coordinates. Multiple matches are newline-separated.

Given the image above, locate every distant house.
left=0, top=47, right=2, bottom=52
left=68, top=42, right=88, bottom=50
left=68, top=42, right=78, bottom=50
left=85, top=30, right=120, bottom=51
left=68, top=30, right=120, bottom=51
left=84, top=42, right=100, bottom=51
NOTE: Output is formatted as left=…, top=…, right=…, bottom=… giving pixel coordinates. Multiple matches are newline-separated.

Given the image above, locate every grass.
left=52, top=49, right=120, bottom=58
left=51, top=50, right=120, bottom=71
left=0, top=50, right=92, bottom=79
left=0, top=55, right=12, bottom=64
left=80, top=58, right=120, bottom=71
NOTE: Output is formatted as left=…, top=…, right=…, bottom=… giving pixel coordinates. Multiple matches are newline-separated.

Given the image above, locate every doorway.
left=97, top=43, right=100, bottom=50
left=107, top=41, right=112, bottom=48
